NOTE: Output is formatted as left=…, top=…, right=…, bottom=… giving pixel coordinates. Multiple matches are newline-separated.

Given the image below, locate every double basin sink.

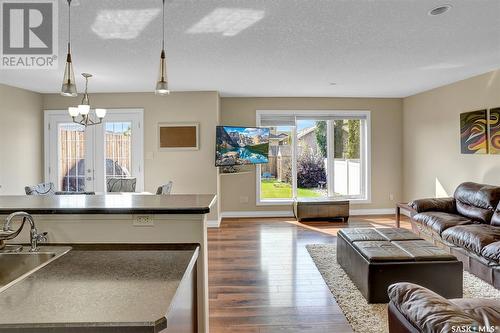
left=0, top=245, right=71, bottom=293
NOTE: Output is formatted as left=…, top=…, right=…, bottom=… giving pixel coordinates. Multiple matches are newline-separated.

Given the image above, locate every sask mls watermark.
left=1, top=0, right=58, bottom=69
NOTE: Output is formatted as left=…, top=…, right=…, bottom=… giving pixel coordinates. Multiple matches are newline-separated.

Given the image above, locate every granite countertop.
left=0, top=194, right=216, bottom=215
left=0, top=244, right=199, bottom=333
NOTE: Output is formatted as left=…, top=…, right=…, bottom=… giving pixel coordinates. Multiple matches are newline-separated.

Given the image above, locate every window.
left=257, top=110, right=370, bottom=204
left=45, top=109, right=144, bottom=193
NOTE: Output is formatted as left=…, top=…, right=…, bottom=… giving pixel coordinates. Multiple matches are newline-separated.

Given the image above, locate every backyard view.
left=260, top=119, right=361, bottom=200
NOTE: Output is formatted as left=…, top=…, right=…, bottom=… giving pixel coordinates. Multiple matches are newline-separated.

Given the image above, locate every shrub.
left=297, top=149, right=326, bottom=188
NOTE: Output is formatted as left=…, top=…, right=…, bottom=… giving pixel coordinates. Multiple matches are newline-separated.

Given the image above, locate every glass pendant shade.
left=68, top=107, right=79, bottom=117
left=78, top=104, right=90, bottom=115
left=95, top=108, right=107, bottom=118
left=61, top=53, right=77, bottom=96
left=155, top=50, right=170, bottom=95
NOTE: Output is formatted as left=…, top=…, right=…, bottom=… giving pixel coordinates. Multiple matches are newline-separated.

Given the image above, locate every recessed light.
left=428, top=4, right=452, bottom=16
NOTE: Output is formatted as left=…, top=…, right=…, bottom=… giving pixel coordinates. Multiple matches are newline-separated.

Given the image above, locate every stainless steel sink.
left=0, top=246, right=71, bottom=292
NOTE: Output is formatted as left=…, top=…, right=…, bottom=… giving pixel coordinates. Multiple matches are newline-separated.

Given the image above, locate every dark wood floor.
left=207, top=215, right=411, bottom=333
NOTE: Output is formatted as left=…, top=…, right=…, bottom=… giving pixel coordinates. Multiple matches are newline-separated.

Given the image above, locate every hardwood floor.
left=207, top=215, right=411, bottom=333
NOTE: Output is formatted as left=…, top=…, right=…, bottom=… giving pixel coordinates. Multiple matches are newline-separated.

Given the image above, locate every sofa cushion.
left=491, top=204, right=500, bottom=227
left=388, top=283, right=479, bottom=333
left=409, top=197, right=456, bottom=214
left=481, top=241, right=500, bottom=264
left=442, top=224, right=500, bottom=255
left=454, top=182, right=500, bottom=223
left=413, top=212, right=473, bottom=236
left=451, top=298, right=500, bottom=327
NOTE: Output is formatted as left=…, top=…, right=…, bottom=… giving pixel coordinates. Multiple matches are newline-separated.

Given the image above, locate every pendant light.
left=61, top=0, right=77, bottom=97
left=68, top=73, right=106, bottom=126
left=155, top=0, right=170, bottom=95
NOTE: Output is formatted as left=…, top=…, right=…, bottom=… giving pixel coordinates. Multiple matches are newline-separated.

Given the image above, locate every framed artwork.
left=158, top=123, right=199, bottom=151
left=489, top=107, right=500, bottom=155
left=460, top=110, right=488, bottom=154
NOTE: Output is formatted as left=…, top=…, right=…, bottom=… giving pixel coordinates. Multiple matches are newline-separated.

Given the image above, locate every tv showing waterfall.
left=215, top=126, right=270, bottom=166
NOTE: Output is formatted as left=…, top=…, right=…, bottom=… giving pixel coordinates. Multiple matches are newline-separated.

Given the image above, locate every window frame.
left=256, top=110, right=371, bottom=205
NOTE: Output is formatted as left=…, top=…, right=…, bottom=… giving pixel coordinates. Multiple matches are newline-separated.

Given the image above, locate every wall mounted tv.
left=215, top=126, right=270, bottom=166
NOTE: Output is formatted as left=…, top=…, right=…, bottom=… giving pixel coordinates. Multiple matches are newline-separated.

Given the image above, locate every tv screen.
left=216, top=126, right=270, bottom=166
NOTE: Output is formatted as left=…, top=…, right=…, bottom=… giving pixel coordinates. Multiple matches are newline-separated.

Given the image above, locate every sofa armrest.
left=388, top=283, right=477, bottom=333
left=409, top=197, right=456, bottom=214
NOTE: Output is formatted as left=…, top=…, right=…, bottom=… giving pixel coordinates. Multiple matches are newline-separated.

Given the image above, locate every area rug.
left=306, top=244, right=500, bottom=333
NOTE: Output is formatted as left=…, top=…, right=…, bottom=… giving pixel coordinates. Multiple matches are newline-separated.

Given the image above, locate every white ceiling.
left=1, top=0, right=500, bottom=97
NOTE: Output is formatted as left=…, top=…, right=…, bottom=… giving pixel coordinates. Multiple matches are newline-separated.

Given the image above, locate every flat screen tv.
left=215, top=126, right=270, bottom=166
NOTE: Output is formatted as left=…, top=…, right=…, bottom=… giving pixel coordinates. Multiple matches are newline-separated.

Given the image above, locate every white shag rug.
left=306, top=244, right=500, bottom=333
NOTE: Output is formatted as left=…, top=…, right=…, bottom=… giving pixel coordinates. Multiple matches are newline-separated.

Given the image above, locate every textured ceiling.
left=1, top=0, right=499, bottom=97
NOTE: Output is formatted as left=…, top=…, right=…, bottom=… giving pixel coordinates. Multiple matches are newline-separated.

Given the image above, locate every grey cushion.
left=25, top=182, right=55, bottom=195
left=106, top=178, right=136, bottom=192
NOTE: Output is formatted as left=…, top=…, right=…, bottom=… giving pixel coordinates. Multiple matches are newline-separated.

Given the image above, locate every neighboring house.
left=297, top=126, right=319, bottom=155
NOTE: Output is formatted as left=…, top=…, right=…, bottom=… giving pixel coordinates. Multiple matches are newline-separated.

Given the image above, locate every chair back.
left=107, top=178, right=137, bottom=193
left=156, top=181, right=173, bottom=195
left=25, top=182, right=56, bottom=195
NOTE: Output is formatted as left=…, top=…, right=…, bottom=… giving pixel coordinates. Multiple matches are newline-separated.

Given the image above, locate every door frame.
left=44, top=108, right=144, bottom=193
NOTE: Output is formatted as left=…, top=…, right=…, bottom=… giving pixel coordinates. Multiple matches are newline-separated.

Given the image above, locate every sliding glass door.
left=257, top=111, right=370, bottom=204
left=45, top=109, right=144, bottom=193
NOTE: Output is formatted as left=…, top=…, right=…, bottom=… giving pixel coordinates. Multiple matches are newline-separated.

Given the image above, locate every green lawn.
left=261, top=179, right=324, bottom=199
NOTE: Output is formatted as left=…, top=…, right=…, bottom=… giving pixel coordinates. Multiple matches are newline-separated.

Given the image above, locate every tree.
left=315, top=120, right=345, bottom=158
left=346, top=120, right=360, bottom=159
left=315, top=121, right=327, bottom=158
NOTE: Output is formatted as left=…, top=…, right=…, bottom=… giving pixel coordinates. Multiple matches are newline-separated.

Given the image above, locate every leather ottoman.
left=337, top=228, right=463, bottom=303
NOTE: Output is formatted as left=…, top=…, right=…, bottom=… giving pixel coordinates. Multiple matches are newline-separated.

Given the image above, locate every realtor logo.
left=1, top=0, right=58, bottom=69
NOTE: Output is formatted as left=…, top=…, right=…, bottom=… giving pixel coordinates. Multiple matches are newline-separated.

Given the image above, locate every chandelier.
left=68, top=73, right=106, bottom=126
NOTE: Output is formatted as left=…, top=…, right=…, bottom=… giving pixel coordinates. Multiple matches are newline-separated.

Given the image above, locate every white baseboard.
left=207, top=217, right=222, bottom=228
left=350, top=208, right=395, bottom=215
left=220, top=208, right=396, bottom=220
left=221, top=211, right=293, bottom=218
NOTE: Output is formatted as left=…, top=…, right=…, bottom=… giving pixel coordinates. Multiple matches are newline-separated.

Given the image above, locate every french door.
left=44, top=109, right=144, bottom=193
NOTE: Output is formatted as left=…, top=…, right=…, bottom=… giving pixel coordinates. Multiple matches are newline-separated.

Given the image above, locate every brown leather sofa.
left=409, top=182, right=500, bottom=288
left=388, top=282, right=500, bottom=333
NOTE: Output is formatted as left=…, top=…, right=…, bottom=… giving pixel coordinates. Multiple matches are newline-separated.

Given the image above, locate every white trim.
left=401, top=209, right=412, bottom=218
left=222, top=211, right=294, bottom=218
left=220, top=208, right=395, bottom=219
left=350, top=208, right=394, bottom=215
left=207, top=218, right=221, bottom=228
left=255, top=109, right=372, bottom=205
left=44, top=109, right=144, bottom=192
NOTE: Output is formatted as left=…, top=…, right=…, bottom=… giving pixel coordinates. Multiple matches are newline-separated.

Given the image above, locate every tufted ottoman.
left=337, top=228, right=463, bottom=303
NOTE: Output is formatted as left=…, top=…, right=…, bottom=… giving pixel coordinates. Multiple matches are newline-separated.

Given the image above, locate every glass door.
left=45, top=109, right=144, bottom=193
left=46, top=115, right=95, bottom=192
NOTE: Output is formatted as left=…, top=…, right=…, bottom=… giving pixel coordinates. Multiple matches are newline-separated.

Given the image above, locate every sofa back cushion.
left=454, top=182, right=500, bottom=223
left=491, top=204, right=500, bottom=227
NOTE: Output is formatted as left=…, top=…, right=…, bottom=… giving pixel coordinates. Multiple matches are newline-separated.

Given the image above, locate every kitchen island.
left=0, top=194, right=215, bottom=333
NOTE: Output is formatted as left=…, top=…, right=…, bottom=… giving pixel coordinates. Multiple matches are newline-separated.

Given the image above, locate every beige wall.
left=0, top=84, right=43, bottom=195
left=43, top=92, right=220, bottom=221
left=403, top=70, right=500, bottom=201
left=220, top=97, right=403, bottom=212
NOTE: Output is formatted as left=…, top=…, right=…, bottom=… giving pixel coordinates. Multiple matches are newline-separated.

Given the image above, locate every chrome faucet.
left=0, top=212, right=48, bottom=252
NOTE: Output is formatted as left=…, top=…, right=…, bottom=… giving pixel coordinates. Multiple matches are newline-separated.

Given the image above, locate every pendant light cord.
left=162, top=0, right=165, bottom=51
left=67, top=0, right=71, bottom=54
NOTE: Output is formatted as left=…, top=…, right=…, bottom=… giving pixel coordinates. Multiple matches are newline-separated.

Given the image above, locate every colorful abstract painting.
left=460, top=110, right=488, bottom=154
left=489, top=107, right=500, bottom=154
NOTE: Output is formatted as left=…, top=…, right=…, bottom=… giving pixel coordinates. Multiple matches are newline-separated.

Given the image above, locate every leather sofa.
left=409, top=182, right=500, bottom=288
left=388, top=282, right=500, bottom=333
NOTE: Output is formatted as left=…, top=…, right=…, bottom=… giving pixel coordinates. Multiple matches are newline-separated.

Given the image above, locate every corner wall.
left=42, top=91, right=221, bottom=221
left=0, top=84, right=43, bottom=195
left=403, top=70, right=500, bottom=201
left=219, top=97, right=403, bottom=214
